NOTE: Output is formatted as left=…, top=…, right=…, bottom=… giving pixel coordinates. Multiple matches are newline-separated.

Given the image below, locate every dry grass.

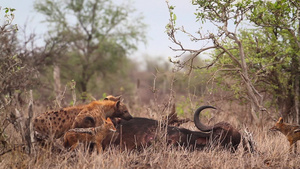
left=1, top=98, right=300, bottom=169
left=1, top=123, right=300, bottom=168
left=1, top=130, right=300, bottom=169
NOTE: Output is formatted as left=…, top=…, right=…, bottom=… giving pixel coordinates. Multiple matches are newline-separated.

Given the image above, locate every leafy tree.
left=248, top=0, right=300, bottom=123
left=211, top=27, right=297, bottom=121
left=0, top=7, right=40, bottom=153
left=166, top=0, right=300, bottom=124
left=0, top=7, right=36, bottom=108
left=166, top=0, right=264, bottom=124
left=34, top=0, right=146, bottom=99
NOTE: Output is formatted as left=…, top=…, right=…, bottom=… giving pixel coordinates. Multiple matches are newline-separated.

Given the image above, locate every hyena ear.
left=104, top=95, right=121, bottom=101
left=116, top=95, right=122, bottom=101
left=279, top=117, right=283, bottom=123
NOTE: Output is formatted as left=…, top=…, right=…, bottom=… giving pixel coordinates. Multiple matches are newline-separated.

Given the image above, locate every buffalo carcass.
left=194, top=106, right=242, bottom=152
left=102, top=117, right=210, bottom=150
left=103, top=106, right=245, bottom=151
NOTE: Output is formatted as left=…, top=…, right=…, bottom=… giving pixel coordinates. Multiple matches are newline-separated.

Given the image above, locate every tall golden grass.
left=0, top=97, right=299, bottom=169
left=1, top=129, right=299, bottom=168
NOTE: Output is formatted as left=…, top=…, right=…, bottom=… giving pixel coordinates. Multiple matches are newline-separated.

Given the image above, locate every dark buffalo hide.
left=102, top=106, right=246, bottom=152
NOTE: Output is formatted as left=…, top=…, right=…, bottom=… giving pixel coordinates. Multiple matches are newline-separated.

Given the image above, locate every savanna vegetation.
left=1, top=0, right=300, bottom=168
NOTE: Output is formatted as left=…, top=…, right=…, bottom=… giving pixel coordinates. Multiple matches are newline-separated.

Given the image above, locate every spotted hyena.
left=33, top=96, right=131, bottom=140
left=72, top=99, right=131, bottom=128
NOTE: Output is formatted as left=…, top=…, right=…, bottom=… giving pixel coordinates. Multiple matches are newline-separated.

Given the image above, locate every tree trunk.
left=236, top=39, right=261, bottom=125
left=79, top=64, right=89, bottom=102
left=295, top=59, right=300, bottom=125
left=53, top=64, right=62, bottom=107
left=25, top=90, right=33, bottom=154
left=53, top=64, right=61, bottom=94
left=296, top=13, right=300, bottom=125
left=79, top=81, right=88, bottom=102
left=278, top=95, right=293, bottom=121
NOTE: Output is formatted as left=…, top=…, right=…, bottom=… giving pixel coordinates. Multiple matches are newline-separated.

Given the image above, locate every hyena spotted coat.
left=33, top=98, right=131, bottom=140
left=72, top=100, right=131, bottom=128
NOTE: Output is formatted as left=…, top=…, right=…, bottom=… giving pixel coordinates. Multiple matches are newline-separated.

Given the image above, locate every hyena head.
left=113, top=100, right=132, bottom=120
left=104, top=95, right=122, bottom=102
left=270, top=117, right=284, bottom=131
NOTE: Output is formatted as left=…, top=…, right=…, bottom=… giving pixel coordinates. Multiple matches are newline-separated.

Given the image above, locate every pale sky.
left=1, top=0, right=212, bottom=65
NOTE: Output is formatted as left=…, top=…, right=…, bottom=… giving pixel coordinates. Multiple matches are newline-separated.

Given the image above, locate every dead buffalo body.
left=102, top=106, right=244, bottom=151
left=102, top=117, right=210, bottom=150
left=194, top=106, right=242, bottom=151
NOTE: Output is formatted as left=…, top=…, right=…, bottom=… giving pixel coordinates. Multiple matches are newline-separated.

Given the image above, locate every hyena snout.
left=113, top=109, right=132, bottom=120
